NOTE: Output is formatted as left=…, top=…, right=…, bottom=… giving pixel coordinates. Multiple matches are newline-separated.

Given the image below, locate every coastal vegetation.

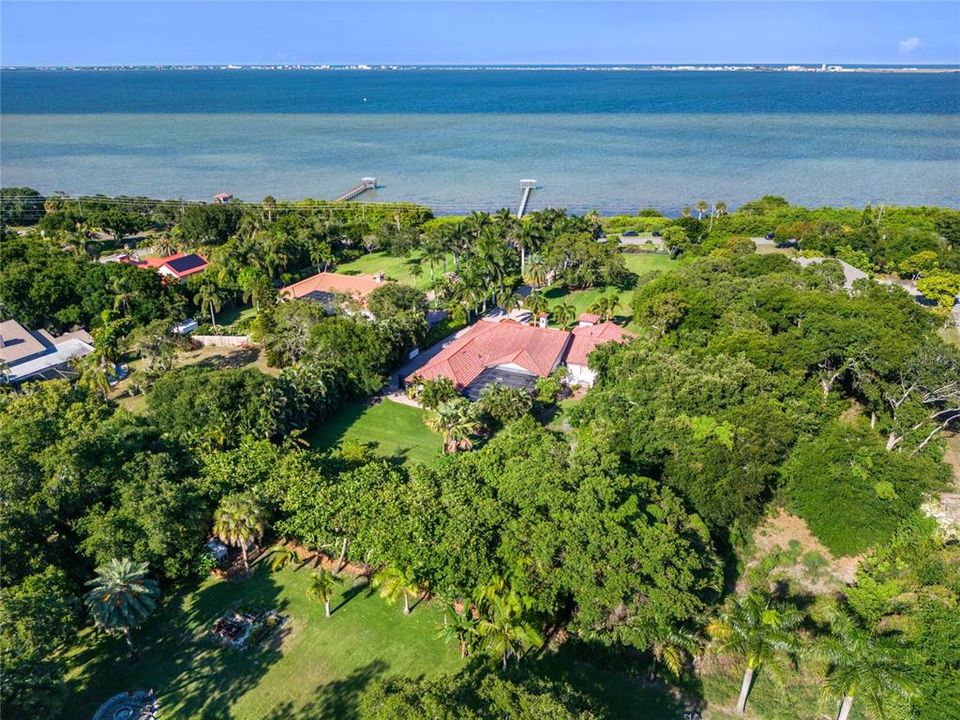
left=1, top=189, right=958, bottom=719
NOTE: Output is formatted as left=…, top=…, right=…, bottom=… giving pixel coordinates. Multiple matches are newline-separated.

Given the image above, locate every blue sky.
left=2, top=1, right=958, bottom=66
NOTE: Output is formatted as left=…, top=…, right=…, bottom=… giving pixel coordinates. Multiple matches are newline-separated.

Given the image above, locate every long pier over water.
left=335, top=177, right=378, bottom=201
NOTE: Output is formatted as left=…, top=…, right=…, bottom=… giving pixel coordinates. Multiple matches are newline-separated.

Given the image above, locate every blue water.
left=2, top=69, right=958, bottom=212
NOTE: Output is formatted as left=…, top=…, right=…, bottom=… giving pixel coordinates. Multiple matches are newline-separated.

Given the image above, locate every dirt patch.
left=744, top=509, right=860, bottom=595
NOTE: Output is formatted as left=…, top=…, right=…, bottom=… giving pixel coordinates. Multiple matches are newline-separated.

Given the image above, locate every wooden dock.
left=517, top=179, right=537, bottom=218
left=335, top=177, right=378, bottom=202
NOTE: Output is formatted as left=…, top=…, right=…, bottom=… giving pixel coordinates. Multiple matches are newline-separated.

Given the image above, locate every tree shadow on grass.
left=63, top=565, right=289, bottom=720
left=532, top=637, right=702, bottom=720
left=192, top=347, right=262, bottom=371
left=260, top=659, right=389, bottom=720
left=331, top=578, right=374, bottom=616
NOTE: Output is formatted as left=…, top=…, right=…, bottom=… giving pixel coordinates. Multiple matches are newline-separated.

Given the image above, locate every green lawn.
left=61, top=561, right=462, bottom=720
left=541, top=252, right=679, bottom=327
left=306, top=400, right=443, bottom=466
left=336, top=251, right=454, bottom=290
left=215, top=304, right=258, bottom=330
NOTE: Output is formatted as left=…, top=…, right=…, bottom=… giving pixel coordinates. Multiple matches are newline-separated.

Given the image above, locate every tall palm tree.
left=707, top=589, right=804, bottom=715
left=194, top=282, right=223, bottom=328
left=372, top=566, right=421, bottom=615
left=306, top=569, right=341, bottom=618
left=681, top=205, right=692, bottom=218
left=524, top=254, right=548, bottom=288
left=816, top=608, right=915, bottom=720
left=111, top=276, right=135, bottom=317
left=212, top=493, right=268, bottom=573
left=553, top=302, right=577, bottom=329
left=695, top=200, right=709, bottom=220
left=84, top=558, right=160, bottom=657
left=425, top=398, right=482, bottom=453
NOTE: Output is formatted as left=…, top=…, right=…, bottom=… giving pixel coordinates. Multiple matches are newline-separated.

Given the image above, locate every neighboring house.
left=407, top=314, right=630, bottom=397
left=793, top=256, right=868, bottom=290
left=565, top=319, right=630, bottom=386
left=280, top=271, right=385, bottom=310
left=0, top=319, right=94, bottom=384
left=145, top=252, right=209, bottom=282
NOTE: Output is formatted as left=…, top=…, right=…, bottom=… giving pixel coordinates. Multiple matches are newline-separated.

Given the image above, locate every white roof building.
left=0, top=319, right=94, bottom=384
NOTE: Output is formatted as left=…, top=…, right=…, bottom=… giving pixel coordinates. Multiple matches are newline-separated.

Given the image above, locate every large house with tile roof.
left=407, top=314, right=630, bottom=397
left=280, top=271, right=385, bottom=309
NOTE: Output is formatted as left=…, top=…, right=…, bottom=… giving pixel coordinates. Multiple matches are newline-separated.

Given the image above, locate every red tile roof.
left=578, top=313, right=601, bottom=324
left=566, top=322, right=630, bottom=366
left=409, top=320, right=571, bottom=389
left=281, top=272, right=382, bottom=302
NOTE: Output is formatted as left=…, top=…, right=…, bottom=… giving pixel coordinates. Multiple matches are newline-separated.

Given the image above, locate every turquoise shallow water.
left=1, top=70, right=958, bottom=212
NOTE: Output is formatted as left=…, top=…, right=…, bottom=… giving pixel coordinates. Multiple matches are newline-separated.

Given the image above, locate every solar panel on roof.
left=166, top=254, right=206, bottom=273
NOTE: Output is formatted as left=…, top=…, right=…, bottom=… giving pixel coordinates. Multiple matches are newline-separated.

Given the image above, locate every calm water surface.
left=2, top=70, right=958, bottom=212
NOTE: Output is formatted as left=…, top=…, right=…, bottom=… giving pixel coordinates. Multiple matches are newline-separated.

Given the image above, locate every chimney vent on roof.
left=537, top=313, right=549, bottom=329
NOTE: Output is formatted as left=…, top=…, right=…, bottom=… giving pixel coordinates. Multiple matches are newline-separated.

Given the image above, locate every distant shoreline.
left=3, top=64, right=960, bottom=74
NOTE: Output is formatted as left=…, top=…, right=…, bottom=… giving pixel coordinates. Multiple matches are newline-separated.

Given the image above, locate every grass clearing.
left=540, top=252, right=680, bottom=326
left=336, top=251, right=454, bottom=290
left=306, top=399, right=443, bottom=466
left=61, top=561, right=462, bottom=720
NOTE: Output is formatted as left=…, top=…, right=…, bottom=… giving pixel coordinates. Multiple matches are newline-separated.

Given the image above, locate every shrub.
left=782, top=420, right=947, bottom=556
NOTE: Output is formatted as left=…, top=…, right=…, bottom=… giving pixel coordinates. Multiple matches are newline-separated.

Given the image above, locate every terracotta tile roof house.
left=141, top=253, right=209, bottom=281
left=565, top=321, right=630, bottom=386
left=0, top=319, right=94, bottom=384
left=280, top=272, right=384, bottom=305
left=408, top=317, right=629, bottom=394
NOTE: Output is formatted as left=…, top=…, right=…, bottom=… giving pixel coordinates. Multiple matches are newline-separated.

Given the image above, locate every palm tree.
left=111, top=276, right=135, bottom=317
left=588, top=293, right=619, bottom=322
left=262, top=195, right=277, bottom=223
left=408, top=261, right=424, bottom=286
left=474, top=576, right=542, bottom=671
left=372, top=566, right=421, bottom=615
left=194, top=282, right=223, bottom=328
left=695, top=200, right=709, bottom=220
left=84, top=558, right=160, bottom=657
left=707, top=589, right=804, bottom=715
left=437, top=602, right=479, bottom=658
left=816, top=608, right=915, bottom=720
left=425, top=398, right=482, bottom=453
left=553, top=302, right=577, bottom=329
left=153, top=233, right=176, bottom=257
left=523, top=292, right=549, bottom=320
left=524, top=254, right=548, bottom=288
left=306, top=569, right=341, bottom=618
left=269, top=546, right=297, bottom=573
left=681, top=205, right=692, bottom=218
left=212, top=493, right=268, bottom=573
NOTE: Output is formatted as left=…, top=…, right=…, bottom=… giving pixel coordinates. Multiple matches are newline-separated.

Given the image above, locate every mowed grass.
left=306, top=400, right=443, bottom=466
left=61, top=561, right=462, bottom=720
left=542, top=251, right=679, bottom=326
left=336, top=251, right=453, bottom=290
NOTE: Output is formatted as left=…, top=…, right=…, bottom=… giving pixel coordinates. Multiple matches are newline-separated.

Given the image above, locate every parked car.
left=652, top=230, right=662, bottom=237
left=622, top=230, right=639, bottom=237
